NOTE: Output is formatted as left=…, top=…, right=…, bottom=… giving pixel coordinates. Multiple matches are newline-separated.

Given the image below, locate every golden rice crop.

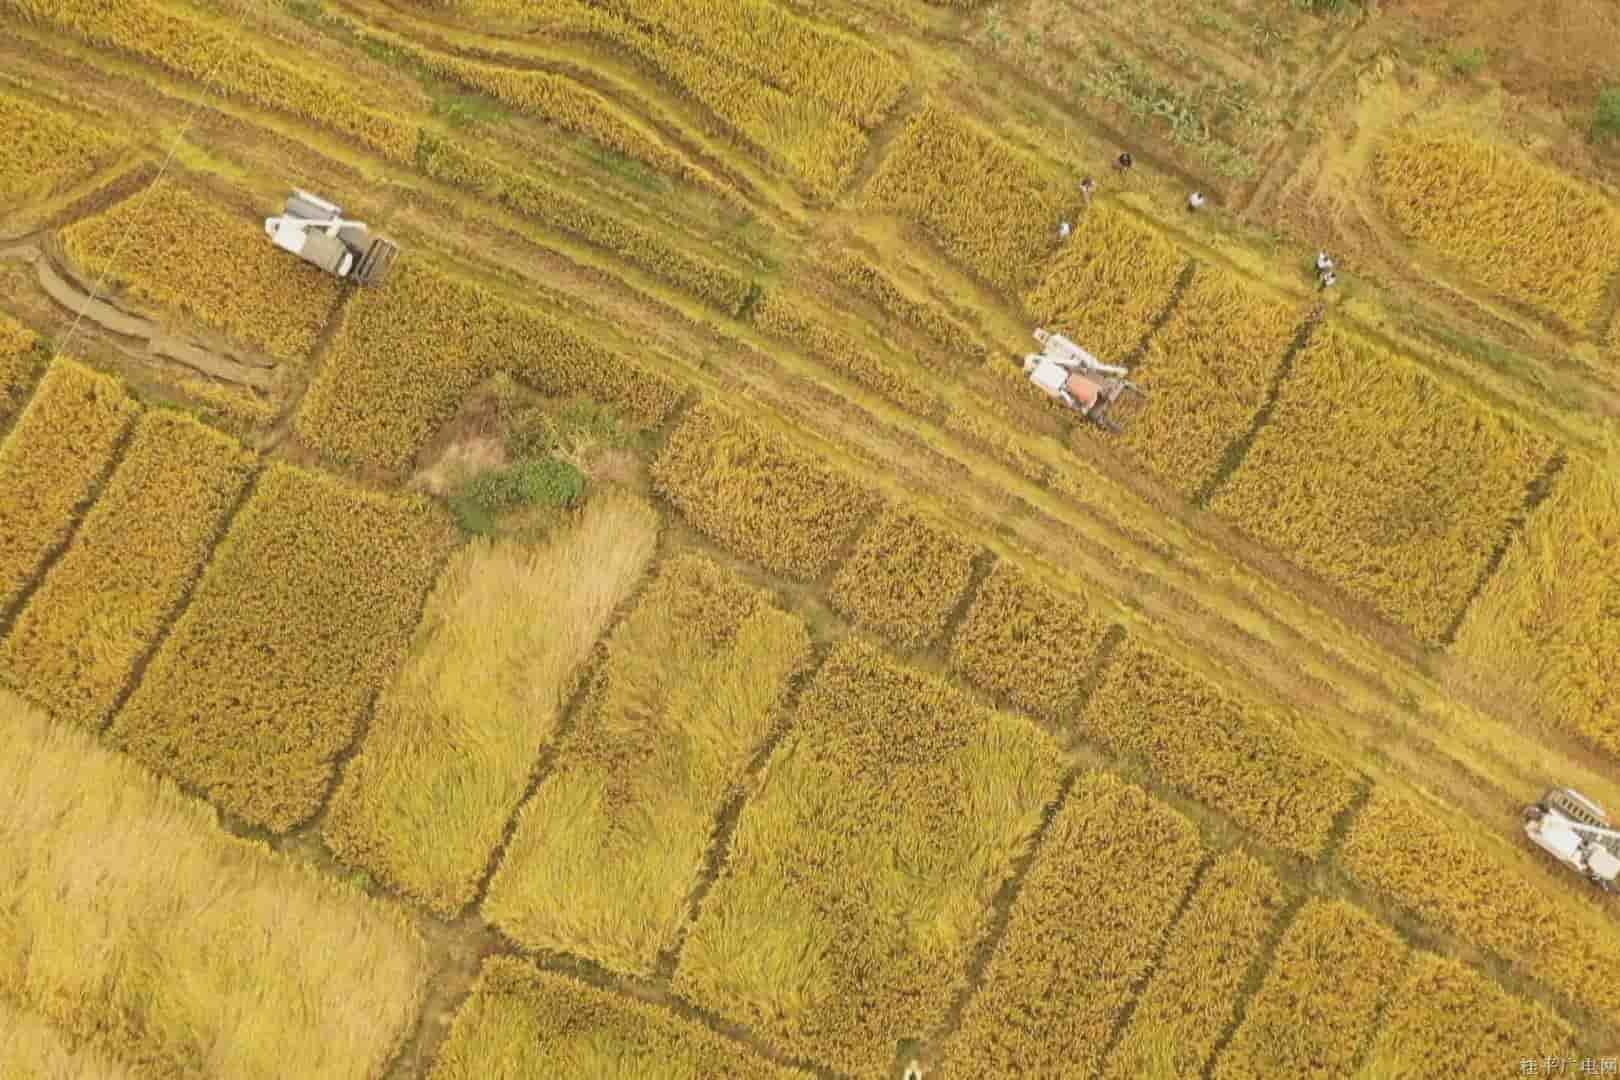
left=1452, top=454, right=1620, bottom=757
left=651, top=398, right=880, bottom=580
left=948, top=559, right=1115, bottom=720
left=1105, top=852, right=1285, bottom=1078
left=828, top=506, right=981, bottom=650
left=866, top=103, right=1068, bottom=294
left=108, top=462, right=457, bottom=832
left=431, top=957, right=812, bottom=1080
left=675, top=638, right=1064, bottom=1074
left=1374, top=129, right=1620, bottom=330
left=0, top=311, right=43, bottom=426
left=1084, top=639, right=1359, bottom=857
left=1361, top=952, right=1577, bottom=1077
left=0, top=89, right=122, bottom=203
left=825, top=251, right=987, bottom=368
left=0, top=359, right=138, bottom=615
left=1120, top=265, right=1301, bottom=497
left=295, top=260, right=682, bottom=473
left=0, top=410, right=254, bottom=729
left=0, top=690, right=430, bottom=1079
left=325, top=492, right=660, bottom=916
left=0, top=996, right=134, bottom=1080
left=943, top=404, right=1052, bottom=484
left=1213, top=899, right=1408, bottom=1079
left=1340, top=789, right=1620, bottom=1023
left=62, top=180, right=343, bottom=364
left=483, top=553, right=811, bottom=974
left=1210, top=323, right=1556, bottom=644
left=6, top=0, right=418, bottom=160
left=1023, top=205, right=1190, bottom=361
left=939, top=772, right=1204, bottom=1078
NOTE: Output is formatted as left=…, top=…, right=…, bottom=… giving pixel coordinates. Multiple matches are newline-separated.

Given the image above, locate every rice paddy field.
left=1, top=0, right=1619, bottom=1074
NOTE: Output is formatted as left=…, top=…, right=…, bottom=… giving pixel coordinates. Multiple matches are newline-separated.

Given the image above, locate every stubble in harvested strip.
left=1210, top=323, right=1555, bottom=644
left=0, top=996, right=134, bottom=1080
left=675, top=638, right=1065, bottom=1074
left=1213, top=899, right=1408, bottom=1079
left=0, top=89, right=122, bottom=202
left=108, top=462, right=456, bottom=832
left=0, top=691, right=430, bottom=1079
left=828, top=507, right=980, bottom=651
left=0, top=311, right=43, bottom=425
left=482, top=553, right=811, bottom=974
left=324, top=491, right=660, bottom=916
left=431, top=957, right=811, bottom=1080
left=1083, top=640, right=1358, bottom=857
left=1340, top=789, right=1620, bottom=1024
left=0, top=359, right=138, bottom=614
left=0, top=411, right=254, bottom=729
left=939, top=772, right=1204, bottom=1077
left=948, top=559, right=1114, bottom=720
left=825, top=251, right=987, bottom=368
left=652, top=399, right=879, bottom=580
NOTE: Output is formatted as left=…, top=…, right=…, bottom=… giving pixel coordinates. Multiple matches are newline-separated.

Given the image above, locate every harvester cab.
left=264, top=189, right=399, bottom=286
left=1523, top=787, right=1620, bottom=893
left=1022, top=327, right=1145, bottom=433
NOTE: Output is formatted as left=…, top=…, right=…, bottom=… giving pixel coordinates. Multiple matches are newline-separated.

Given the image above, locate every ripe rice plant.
left=0, top=996, right=133, bottom=1080
left=1105, top=852, right=1285, bottom=1078
left=939, top=772, right=1204, bottom=1077
left=1023, top=205, right=1191, bottom=361
left=431, top=958, right=811, bottom=1080
left=0, top=89, right=123, bottom=203
left=1340, top=790, right=1620, bottom=1023
left=1360, top=952, right=1577, bottom=1077
left=1213, top=899, right=1408, bottom=1079
left=1452, top=454, right=1620, bottom=757
left=1119, top=265, right=1301, bottom=497
left=948, top=559, right=1114, bottom=720
left=62, top=180, right=343, bottom=364
left=1374, top=129, right=1620, bottom=330
left=867, top=103, right=1068, bottom=294
left=651, top=399, right=880, bottom=580
left=675, top=638, right=1065, bottom=1074
left=0, top=410, right=254, bottom=729
left=0, top=359, right=139, bottom=615
left=0, top=690, right=430, bottom=1079
left=0, top=312, right=43, bottom=426
left=1084, top=640, right=1359, bottom=857
left=324, top=492, right=660, bottom=916
left=1210, top=323, right=1556, bottom=644
left=483, top=553, right=811, bottom=973
left=108, top=462, right=457, bottom=832
left=828, top=507, right=981, bottom=650
left=824, top=251, right=987, bottom=368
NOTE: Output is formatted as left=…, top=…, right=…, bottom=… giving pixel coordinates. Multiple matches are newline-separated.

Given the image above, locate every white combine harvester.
left=1021, top=327, right=1145, bottom=432
left=1523, top=787, right=1620, bottom=893
left=264, top=189, right=398, bottom=286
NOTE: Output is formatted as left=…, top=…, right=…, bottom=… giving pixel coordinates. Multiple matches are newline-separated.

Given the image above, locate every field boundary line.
left=1200, top=889, right=1307, bottom=1080
left=1124, top=258, right=1200, bottom=368
left=936, top=548, right=998, bottom=657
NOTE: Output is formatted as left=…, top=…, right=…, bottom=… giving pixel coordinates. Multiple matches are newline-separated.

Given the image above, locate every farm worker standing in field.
left=1115, top=152, right=1134, bottom=173
left=1187, top=191, right=1207, bottom=212
left=1319, top=270, right=1337, bottom=290
left=1079, top=177, right=1095, bottom=206
left=1058, top=220, right=1072, bottom=241
left=1316, top=251, right=1334, bottom=275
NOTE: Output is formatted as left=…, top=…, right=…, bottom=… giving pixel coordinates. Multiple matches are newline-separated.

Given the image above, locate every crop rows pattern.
left=828, top=506, right=981, bottom=650
left=0, top=313, right=42, bottom=426
left=0, top=87, right=122, bottom=202
left=824, top=251, right=987, bottom=368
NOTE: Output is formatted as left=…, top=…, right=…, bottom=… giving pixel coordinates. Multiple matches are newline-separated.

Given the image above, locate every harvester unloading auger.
left=1523, top=787, right=1620, bottom=893
left=1022, top=327, right=1145, bottom=432
left=264, top=189, right=398, bottom=286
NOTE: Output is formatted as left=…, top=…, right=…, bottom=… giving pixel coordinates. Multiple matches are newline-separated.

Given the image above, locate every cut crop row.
left=823, top=250, right=987, bottom=369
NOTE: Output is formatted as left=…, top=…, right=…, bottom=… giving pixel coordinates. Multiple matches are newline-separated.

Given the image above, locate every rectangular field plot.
left=1453, top=456, right=1620, bottom=758
left=108, top=462, right=456, bottom=831
left=0, top=88, right=122, bottom=205
left=0, top=310, right=43, bottom=425
left=939, top=772, right=1204, bottom=1077
left=0, top=358, right=138, bottom=614
left=0, top=690, right=429, bottom=1080
left=1083, top=640, right=1358, bottom=857
left=0, top=411, right=254, bottom=729
left=828, top=507, right=981, bottom=651
left=1210, top=323, right=1556, bottom=643
left=325, top=491, right=659, bottom=915
left=1104, top=851, right=1284, bottom=1078
left=482, top=553, right=811, bottom=974
left=1212, top=899, right=1407, bottom=1079
left=674, top=639, right=1065, bottom=1073
left=431, top=958, right=809, bottom=1080
left=62, top=180, right=343, bottom=364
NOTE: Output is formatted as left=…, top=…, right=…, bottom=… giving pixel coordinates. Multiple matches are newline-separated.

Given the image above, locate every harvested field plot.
left=676, top=639, right=1064, bottom=1073
left=825, top=251, right=986, bottom=368
left=0, top=691, right=430, bottom=1080
left=1210, top=324, right=1556, bottom=643
left=109, top=462, right=456, bottom=831
left=0, top=88, right=122, bottom=205
left=940, top=773, right=1203, bottom=1077
left=828, top=507, right=981, bottom=651
left=325, top=492, right=659, bottom=915
left=432, top=958, right=809, bottom=1080
left=0, top=410, right=254, bottom=729
left=484, top=553, right=811, bottom=973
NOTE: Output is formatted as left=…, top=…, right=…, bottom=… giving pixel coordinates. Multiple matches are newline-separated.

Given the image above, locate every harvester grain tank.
left=263, top=189, right=398, bottom=285
left=1021, top=327, right=1146, bottom=432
